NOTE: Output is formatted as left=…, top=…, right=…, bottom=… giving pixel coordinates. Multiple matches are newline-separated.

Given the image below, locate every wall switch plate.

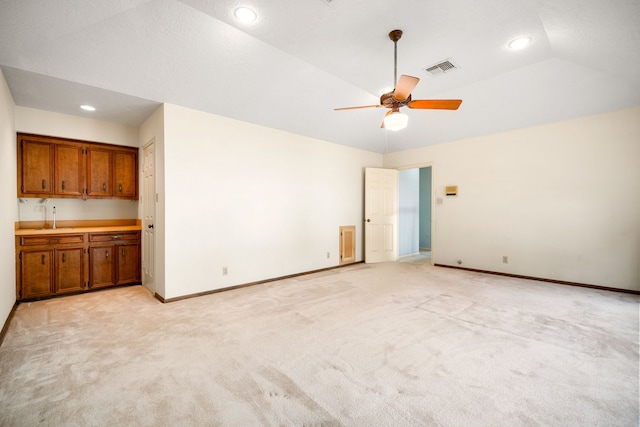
left=503, top=256, right=508, bottom=264
left=222, top=266, right=228, bottom=275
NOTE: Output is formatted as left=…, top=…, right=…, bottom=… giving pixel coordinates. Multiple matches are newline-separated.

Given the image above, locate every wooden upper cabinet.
left=17, top=133, right=139, bottom=200
left=86, top=147, right=112, bottom=197
left=55, top=143, right=84, bottom=197
left=19, top=136, right=54, bottom=197
left=113, top=150, right=138, bottom=198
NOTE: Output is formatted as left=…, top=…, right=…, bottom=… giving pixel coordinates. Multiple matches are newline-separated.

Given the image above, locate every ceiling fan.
left=334, top=29, right=462, bottom=131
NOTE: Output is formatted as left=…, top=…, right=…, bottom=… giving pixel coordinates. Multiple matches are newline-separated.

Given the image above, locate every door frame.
left=396, top=162, right=435, bottom=266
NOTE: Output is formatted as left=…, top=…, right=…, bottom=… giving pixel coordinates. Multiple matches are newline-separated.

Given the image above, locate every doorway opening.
left=398, top=166, right=432, bottom=264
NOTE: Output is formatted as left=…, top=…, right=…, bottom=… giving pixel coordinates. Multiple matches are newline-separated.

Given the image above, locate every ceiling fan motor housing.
left=380, top=91, right=411, bottom=108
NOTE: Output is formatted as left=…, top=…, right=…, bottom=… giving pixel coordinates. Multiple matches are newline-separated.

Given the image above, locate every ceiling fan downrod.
left=389, top=29, right=403, bottom=88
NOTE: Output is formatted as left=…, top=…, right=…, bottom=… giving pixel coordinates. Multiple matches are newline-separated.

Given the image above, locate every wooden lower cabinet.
left=117, top=243, right=140, bottom=284
left=20, top=249, right=54, bottom=299
left=55, top=247, right=85, bottom=294
left=88, top=231, right=140, bottom=289
left=89, top=245, right=115, bottom=288
left=16, top=230, right=140, bottom=301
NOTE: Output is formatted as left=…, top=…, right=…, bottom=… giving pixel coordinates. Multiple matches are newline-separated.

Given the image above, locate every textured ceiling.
left=1, top=0, right=639, bottom=153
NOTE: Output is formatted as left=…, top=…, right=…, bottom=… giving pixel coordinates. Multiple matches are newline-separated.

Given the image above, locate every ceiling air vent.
left=425, top=59, right=458, bottom=75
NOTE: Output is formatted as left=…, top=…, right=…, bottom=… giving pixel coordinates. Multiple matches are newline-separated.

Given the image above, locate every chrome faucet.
left=52, top=206, right=56, bottom=229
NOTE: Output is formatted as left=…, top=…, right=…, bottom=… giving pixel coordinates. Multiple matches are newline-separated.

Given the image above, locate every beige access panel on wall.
left=340, top=225, right=356, bottom=265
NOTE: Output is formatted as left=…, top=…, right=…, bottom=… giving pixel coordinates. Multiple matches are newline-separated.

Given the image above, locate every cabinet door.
left=113, top=150, right=138, bottom=199
left=20, top=139, right=54, bottom=196
left=86, top=148, right=112, bottom=197
left=20, top=249, right=54, bottom=299
left=116, top=243, right=140, bottom=284
left=55, top=144, right=84, bottom=197
left=89, top=245, right=115, bottom=288
left=55, top=247, right=85, bottom=294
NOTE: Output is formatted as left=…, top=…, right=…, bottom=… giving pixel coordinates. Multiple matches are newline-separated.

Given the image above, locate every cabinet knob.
left=62, top=253, right=66, bottom=263
left=41, top=254, right=45, bottom=265
left=61, top=180, right=65, bottom=191
left=103, top=183, right=106, bottom=192
left=106, top=250, right=109, bottom=259
left=119, top=184, right=123, bottom=193
left=42, top=179, right=46, bottom=190
left=148, top=224, right=154, bottom=229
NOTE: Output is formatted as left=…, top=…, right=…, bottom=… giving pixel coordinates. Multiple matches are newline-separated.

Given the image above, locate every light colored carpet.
left=1, top=261, right=638, bottom=426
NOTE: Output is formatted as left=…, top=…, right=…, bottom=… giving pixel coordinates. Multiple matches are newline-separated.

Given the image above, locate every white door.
left=142, top=141, right=156, bottom=294
left=365, top=167, right=399, bottom=263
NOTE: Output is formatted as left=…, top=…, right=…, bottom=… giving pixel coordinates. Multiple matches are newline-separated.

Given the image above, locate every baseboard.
left=434, top=264, right=640, bottom=295
left=157, top=261, right=364, bottom=303
left=0, top=302, right=19, bottom=348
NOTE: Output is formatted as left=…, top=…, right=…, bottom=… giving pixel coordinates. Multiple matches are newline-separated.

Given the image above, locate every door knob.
left=366, top=219, right=371, bottom=222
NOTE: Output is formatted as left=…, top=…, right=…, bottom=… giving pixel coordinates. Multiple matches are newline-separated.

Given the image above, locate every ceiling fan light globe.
left=384, top=112, right=408, bottom=131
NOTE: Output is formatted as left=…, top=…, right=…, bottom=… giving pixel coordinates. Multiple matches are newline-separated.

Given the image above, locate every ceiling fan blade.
left=334, top=105, right=381, bottom=111
left=393, top=75, right=419, bottom=101
left=408, top=99, right=462, bottom=110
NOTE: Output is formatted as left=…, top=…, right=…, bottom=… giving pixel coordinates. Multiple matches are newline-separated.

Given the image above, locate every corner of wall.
left=0, top=68, right=18, bottom=331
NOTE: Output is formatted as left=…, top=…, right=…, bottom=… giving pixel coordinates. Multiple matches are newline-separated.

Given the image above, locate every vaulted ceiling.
left=1, top=0, right=639, bottom=153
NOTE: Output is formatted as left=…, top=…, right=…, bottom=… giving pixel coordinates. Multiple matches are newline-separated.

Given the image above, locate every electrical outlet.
left=503, top=256, right=508, bottom=264
left=222, top=266, right=228, bottom=275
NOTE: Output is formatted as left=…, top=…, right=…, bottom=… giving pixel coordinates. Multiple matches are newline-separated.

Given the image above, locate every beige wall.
left=385, top=107, right=640, bottom=291
left=0, top=70, right=18, bottom=328
left=15, top=107, right=138, bottom=147
left=161, top=104, right=383, bottom=299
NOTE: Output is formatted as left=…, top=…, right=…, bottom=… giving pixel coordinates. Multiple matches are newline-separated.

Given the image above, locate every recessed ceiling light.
left=234, top=7, right=257, bottom=23
left=80, top=105, right=96, bottom=111
left=508, top=36, right=532, bottom=50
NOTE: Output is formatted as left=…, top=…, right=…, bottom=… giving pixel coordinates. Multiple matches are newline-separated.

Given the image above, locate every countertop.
left=15, top=225, right=142, bottom=236
left=15, top=219, right=142, bottom=236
